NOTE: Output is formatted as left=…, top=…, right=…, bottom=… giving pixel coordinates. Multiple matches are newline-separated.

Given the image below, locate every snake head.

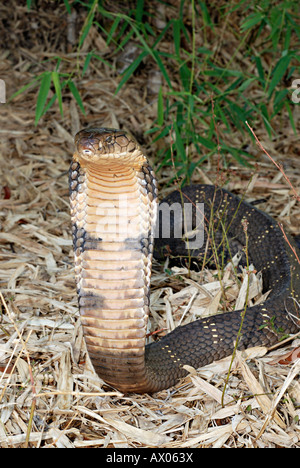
left=74, top=127, right=138, bottom=162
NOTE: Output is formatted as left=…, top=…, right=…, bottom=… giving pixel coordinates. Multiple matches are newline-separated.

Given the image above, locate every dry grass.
left=0, top=1, right=299, bottom=448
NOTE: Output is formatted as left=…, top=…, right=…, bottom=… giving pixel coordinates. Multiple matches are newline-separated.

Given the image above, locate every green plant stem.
left=221, top=219, right=251, bottom=407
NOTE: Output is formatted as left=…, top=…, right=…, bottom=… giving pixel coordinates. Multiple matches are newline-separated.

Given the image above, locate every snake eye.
left=105, top=136, right=113, bottom=144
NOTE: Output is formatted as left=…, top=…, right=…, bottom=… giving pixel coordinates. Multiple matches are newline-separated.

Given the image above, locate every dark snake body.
left=70, top=128, right=300, bottom=393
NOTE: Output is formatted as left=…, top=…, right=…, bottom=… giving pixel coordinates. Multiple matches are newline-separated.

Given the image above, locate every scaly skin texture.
left=70, top=127, right=300, bottom=393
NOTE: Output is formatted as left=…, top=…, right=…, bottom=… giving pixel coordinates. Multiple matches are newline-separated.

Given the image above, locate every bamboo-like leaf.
left=82, top=52, right=111, bottom=77
left=240, top=12, right=263, bottom=32
left=268, top=54, right=291, bottom=97
left=82, top=52, right=93, bottom=77
left=260, top=103, right=273, bottom=137
left=63, top=0, right=71, bottom=14
left=196, top=135, right=216, bottom=150
left=79, top=0, right=98, bottom=48
left=51, top=71, right=63, bottom=117
left=238, top=77, right=256, bottom=92
left=173, top=121, right=186, bottom=162
left=273, top=88, right=289, bottom=115
left=68, top=80, right=86, bottom=115
left=79, top=17, right=94, bottom=48
left=115, top=50, right=147, bottom=94
left=199, top=1, right=213, bottom=27
left=135, top=0, right=144, bottom=22
left=214, top=102, right=230, bottom=130
left=152, top=50, right=172, bottom=89
left=157, top=86, right=164, bottom=126
left=35, top=72, right=52, bottom=126
left=173, top=19, right=181, bottom=57
left=9, top=76, right=40, bottom=101
left=106, top=16, right=121, bottom=45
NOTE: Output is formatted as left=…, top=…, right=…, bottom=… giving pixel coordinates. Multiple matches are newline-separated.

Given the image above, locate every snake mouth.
left=74, top=127, right=138, bottom=162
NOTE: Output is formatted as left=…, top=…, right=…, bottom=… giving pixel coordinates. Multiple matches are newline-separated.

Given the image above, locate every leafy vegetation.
left=15, top=0, right=300, bottom=181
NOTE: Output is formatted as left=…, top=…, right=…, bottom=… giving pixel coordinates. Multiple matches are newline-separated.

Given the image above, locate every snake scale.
left=69, top=127, right=300, bottom=393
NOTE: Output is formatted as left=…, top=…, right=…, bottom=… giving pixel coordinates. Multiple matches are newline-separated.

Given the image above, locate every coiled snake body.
left=70, top=127, right=300, bottom=393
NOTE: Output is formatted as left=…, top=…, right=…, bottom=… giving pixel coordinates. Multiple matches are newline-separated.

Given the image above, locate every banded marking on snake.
left=69, top=127, right=300, bottom=393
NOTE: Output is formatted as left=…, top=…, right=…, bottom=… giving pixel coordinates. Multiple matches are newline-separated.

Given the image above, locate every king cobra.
left=69, top=127, right=300, bottom=393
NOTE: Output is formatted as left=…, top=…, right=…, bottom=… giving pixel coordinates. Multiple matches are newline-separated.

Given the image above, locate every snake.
left=69, top=127, right=300, bottom=393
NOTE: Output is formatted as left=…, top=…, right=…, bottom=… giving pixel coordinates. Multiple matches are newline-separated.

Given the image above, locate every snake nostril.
left=77, top=136, right=99, bottom=155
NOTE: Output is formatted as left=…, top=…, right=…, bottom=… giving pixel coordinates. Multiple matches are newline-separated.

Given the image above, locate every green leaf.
left=35, top=72, right=52, bottom=126
left=9, top=76, right=40, bottom=101
left=157, top=86, right=164, bottom=126
left=41, top=79, right=67, bottom=118
left=106, top=16, right=121, bottom=45
left=240, top=13, right=263, bottom=32
left=225, top=76, right=243, bottom=93
left=238, top=77, right=256, bottom=92
left=63, top=0, right=71, bottom=14
left=79, top=18, right=94, bottom=48
left=179, top=63, right=191, bottom=92
left=82, top=52, right=93, bottom=77
left=68, top=80, right=86, bottom=115
left=204, top=65, right=243, bottom=78
left=135, top=0, right=144, bottom=22
left=115, top=50, right=147, bottom=94
left=214, top=102, right=230, bottom=130
left=260, top=103, right=273, bottom=137
left=81, top=52, right=111, bottom=77
left=273, top=88, right=289, bottom=115
left=268, top=54, right=292, bottom=98
left=51, top=71, right=63, bottom=117
left=117, top=28, right=135, bottom=50
left=173, top=19, right=181, bottom=57
left=79, top=0, right=98, bottom=48
left=198, top=1, right=213, bottom=27
left=173, top=121, right=186, bottom=162
left=151, top=125, right=172, bottom=144
left=196, top=135, right=216, bottom=150
left=41, top=93, right=57, bottom=117
left=152, top=50, right=172, bottom=89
